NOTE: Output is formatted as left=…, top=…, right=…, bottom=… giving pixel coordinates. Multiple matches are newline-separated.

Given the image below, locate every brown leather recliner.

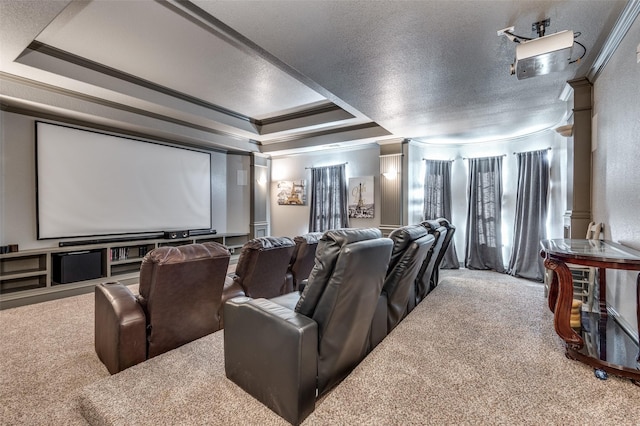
left=368, top=225, right=435, bottom=350
left=224, top=236, right=296, bottom=299
left=94, top=242, right=232, bottom=374
left=224, top=228, right=393, bottom=425
left=284, top=232, right=323, bottom=292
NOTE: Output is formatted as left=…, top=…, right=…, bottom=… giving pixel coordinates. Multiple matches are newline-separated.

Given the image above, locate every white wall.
left=592, top=15, right=640, bottom=337
left=0, top=111, right=232, bottom=250
left=270, top=145, right=381, bottom=238
left=409, top=131, right=565, bottom=267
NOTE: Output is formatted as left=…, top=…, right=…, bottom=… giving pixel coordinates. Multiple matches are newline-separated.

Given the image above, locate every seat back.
left=586, top=222, right=603, bottom=240
left=232, top=236, right=296, bottom=298
left=431, top=217, right=457, bottom=282
left=138, top=242, right=230, bottom=358
left=414, top=221, right=447, bottom=303
left=295, top=228, right=393, bottom=395
left=286, top=232, right=323, bottom=292
left=383, top=225, right=435, bottom=332
left=437, top=217, right=459, bottom=269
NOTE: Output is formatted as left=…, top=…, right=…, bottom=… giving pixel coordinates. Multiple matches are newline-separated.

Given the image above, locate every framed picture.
left=348, top=176, right=374, bottom=218
left=276, top=180, right=307, bottom=205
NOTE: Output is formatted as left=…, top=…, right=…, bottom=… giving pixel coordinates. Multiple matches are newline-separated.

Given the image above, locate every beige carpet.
left=2, top=270, right=639, bottom=425
left=306, top=272, right=640, bottom=424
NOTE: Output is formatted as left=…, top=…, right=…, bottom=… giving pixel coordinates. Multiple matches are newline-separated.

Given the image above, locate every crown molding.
left=587, top=0, right=640, bottom=82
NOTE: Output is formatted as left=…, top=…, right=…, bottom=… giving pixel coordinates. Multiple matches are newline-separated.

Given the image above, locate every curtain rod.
left=422, top=158, right=455, bottom=162
left=462, top=154, right=507, bottom=160
left=513, top=147, right=552, bottom=155
left=305, top=161, right=348, bottom=170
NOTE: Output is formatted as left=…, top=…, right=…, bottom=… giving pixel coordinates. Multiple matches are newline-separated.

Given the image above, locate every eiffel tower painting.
left=348, top=176, right=374, bottom=218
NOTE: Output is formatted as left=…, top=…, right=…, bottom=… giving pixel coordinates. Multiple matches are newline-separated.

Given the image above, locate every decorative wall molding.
left=587, top=0, right=640, bottom=82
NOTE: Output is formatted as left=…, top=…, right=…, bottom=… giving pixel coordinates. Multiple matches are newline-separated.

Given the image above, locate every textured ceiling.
left=0, top=0, right=630, bottom=155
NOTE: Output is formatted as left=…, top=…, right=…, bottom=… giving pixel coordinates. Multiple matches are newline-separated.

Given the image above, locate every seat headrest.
left=244, top=236, right=295, bottom=251
left=436, top=217, right=452, bottom=228
left=388, top=225, right=430, bottom=270
left=421, top=220, right=446, bottom=234
left=322, top=227, right=382, bottom=247
left=143, top=242, right=230, bottom=265
left=389, top=225, right=429, bottom=253
left=294, top=232, right=323, bottom=246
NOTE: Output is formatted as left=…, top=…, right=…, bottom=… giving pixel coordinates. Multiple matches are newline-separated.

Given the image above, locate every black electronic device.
left=52, top=250, right=103, bottom=284
left=189, top=229, right=217, bottom=236
left=163, top=230, right=190, bottom=239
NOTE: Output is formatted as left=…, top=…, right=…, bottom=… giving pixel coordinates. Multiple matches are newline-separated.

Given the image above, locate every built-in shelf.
left=0, top=233, right=249, bottom=309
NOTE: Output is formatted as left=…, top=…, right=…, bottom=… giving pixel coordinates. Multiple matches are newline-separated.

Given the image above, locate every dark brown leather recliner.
left=284, top=232, right=323, bottom=292
left=95, top=242, right=232, bottom=374
left=224, top=236, right=296, bottom=299
left=224, top=228, right=393, bottom=425
left=380, top=225, right=435, bottom=335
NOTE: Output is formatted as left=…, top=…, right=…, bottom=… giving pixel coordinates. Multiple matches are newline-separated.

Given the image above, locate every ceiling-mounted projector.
left=511, top=30, right=574, bottom=79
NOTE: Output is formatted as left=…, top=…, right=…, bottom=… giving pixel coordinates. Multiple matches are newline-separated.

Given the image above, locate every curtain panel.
left=507, top=149, right=550, bottom=281
left=308, top=164, right=350, bottom=232
left=464, top=156, right=505, bottom=272
left=423, top=159, right=459, bottom=269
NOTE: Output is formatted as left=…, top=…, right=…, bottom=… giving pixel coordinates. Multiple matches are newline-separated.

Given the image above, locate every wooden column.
left=563, top=77, right=593, bottom=238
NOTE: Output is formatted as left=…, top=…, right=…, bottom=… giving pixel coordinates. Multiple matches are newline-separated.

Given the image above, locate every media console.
left=0, top=232, right=248, bottom=310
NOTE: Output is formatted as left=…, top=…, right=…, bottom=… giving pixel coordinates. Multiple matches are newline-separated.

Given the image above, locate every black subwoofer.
left=52, top=250, right=103, bottom=284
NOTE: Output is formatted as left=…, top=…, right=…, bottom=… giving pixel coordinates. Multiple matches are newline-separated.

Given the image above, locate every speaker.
left=163, top=230, right=190, bottom=239
left=52, top=250, right=103, bottom=284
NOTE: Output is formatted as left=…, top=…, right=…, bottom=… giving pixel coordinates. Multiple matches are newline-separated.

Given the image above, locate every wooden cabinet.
left=0, top=233, right=249, bottom=309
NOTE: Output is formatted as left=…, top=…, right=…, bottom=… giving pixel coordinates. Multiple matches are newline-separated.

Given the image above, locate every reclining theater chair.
left=437, top=217, right=458, bottom=270
left=284, top=232, right=323, bottom=292
left=224, top=236, right=296, bottom=299
left=95, top=242, right=231, bottom=374
left=224, top=228, right=393, bottom=425
left=377, top=225, right=435, bottom=340
left=412, top=220, right=448, bottom=307
left=430, top=217, right=457, bottom=286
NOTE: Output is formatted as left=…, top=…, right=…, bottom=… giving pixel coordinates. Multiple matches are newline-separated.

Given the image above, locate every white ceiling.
left=0, top=0, right=631, bottom=155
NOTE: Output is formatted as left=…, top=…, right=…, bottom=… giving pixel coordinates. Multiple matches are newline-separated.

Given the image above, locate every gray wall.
left=592, top=15, right=640, bottom=337
left=0, top=110, right=243, bottom=250
left=270, top=130, right=566, bottom=265
left=270, top=145, right=381, bottom=238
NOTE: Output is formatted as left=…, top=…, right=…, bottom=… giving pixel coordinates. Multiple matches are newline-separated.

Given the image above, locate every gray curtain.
left=308, top=164, right=350, bottom=232
left=507, top=149, right=549, bottom=281
left=465, top=156, right=505, bottom=272
left=423, top=159, right=459, bottom=269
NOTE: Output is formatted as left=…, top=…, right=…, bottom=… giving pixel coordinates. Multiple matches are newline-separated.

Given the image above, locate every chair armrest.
left=95, top=282, right=147, bottom=374
left=224, top=297, right=318, bottom=425
left=298, top=279, right=309, bottom=293
left=219, top=277, right=246, bottom=328
left=269, top=291, right=301, bottom=311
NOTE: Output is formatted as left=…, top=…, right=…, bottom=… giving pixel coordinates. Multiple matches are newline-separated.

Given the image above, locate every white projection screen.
left=36, top=122, right=211, bottom=239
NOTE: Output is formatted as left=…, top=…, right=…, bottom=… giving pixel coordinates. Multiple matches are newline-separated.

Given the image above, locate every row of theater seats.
left=94, top=219, right=454, bottom=423
left=224, top=218, right=455, bottom=425
left=94, top=231, right=324, bottom=375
